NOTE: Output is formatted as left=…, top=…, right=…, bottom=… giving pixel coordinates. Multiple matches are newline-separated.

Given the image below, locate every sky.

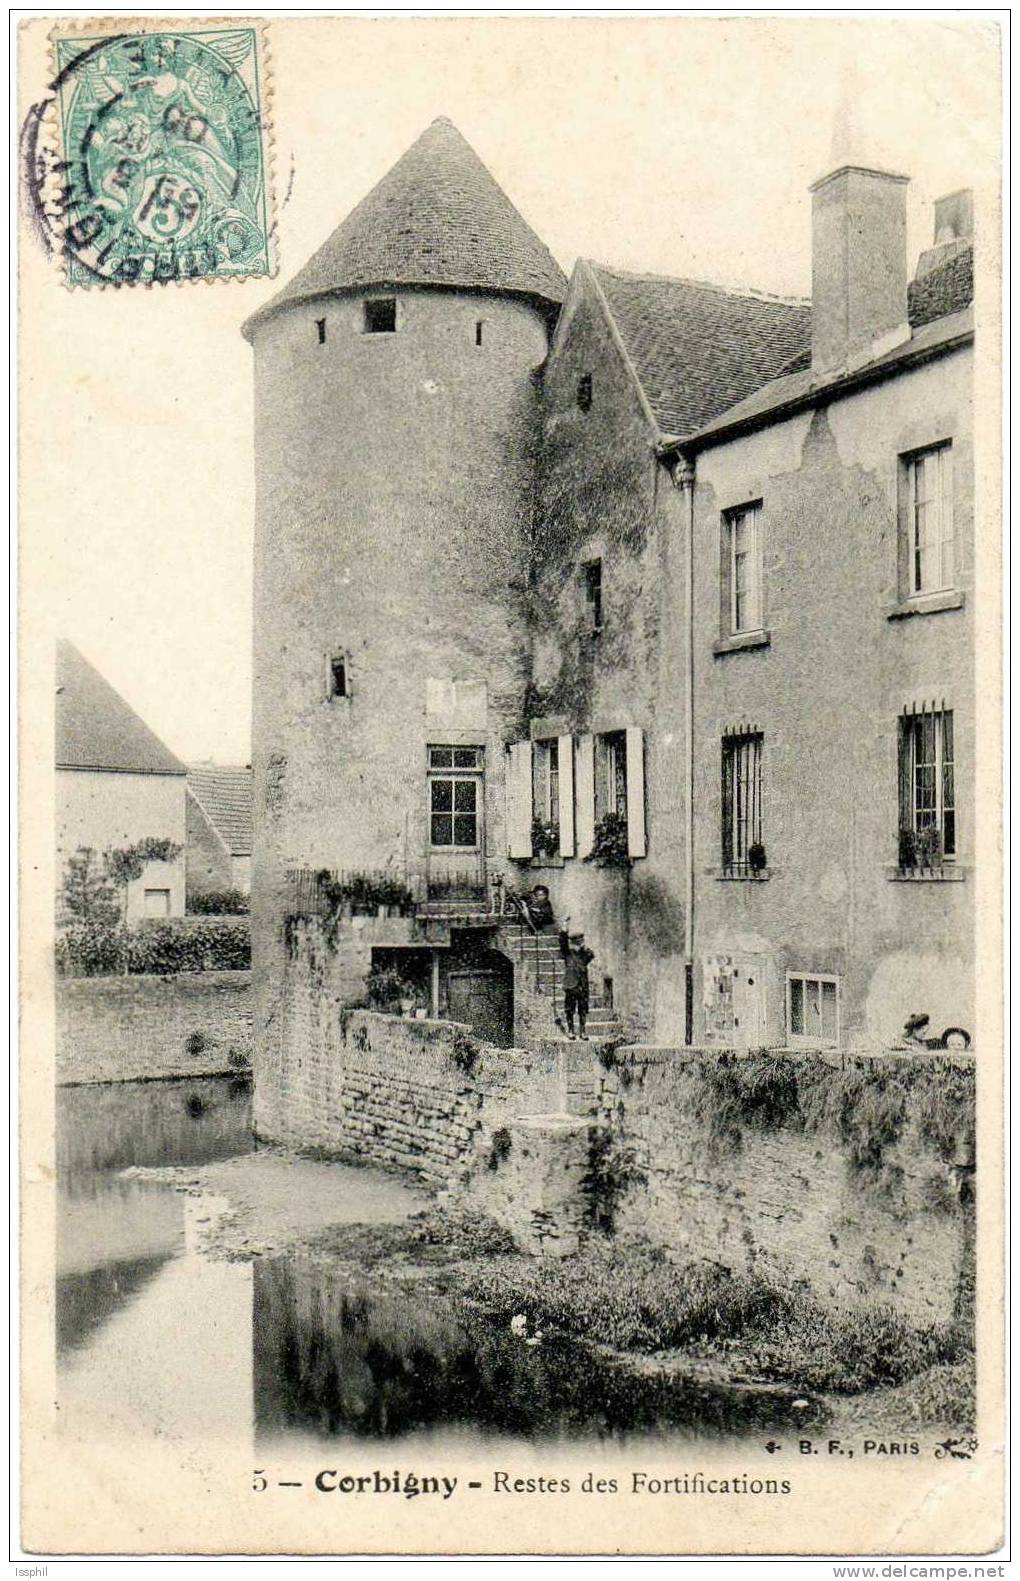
left=21, top=14, right=999, bottom=765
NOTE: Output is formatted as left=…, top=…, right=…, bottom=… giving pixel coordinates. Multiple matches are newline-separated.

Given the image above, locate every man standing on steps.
left=559, top=918, right=595, bottom=1040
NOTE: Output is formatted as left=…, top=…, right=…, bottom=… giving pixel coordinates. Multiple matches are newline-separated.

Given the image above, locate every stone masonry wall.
left=255, top=918, right=560, bottom=1181
left=579, top=1045, right=975, bottom=1327
left=263, top=923, right=974, bottom=1321
left=56, top=971, right=252, bottom=1084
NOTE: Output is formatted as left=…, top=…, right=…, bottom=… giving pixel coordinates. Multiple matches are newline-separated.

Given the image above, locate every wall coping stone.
left=354, top=1009, right=531, bottom=1059
left=514, top=1113, right=591, bottom=1134
left=610, top=1043, right=975, bottom=1070
left=58, top=970, right=252, bottom=993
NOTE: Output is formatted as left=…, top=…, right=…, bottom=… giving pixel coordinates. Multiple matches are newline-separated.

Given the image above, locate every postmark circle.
left=43, top=28, right=272, bottom=286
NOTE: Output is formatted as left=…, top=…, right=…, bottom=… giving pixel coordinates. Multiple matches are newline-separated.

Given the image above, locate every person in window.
left=559, top=918, right=595, bottom=1040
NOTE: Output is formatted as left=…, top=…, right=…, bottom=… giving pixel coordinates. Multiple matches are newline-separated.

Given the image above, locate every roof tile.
left=593, top=240, right=974, bottom=440
left=187, top=765, right=253, bottom=857
left=590, top=265, right=812, bottom=438
left=246, top=118, right=566, bottom=334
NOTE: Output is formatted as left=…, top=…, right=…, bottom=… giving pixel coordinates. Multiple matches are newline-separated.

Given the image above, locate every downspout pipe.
left=669, top=453, right=697, bottom=1042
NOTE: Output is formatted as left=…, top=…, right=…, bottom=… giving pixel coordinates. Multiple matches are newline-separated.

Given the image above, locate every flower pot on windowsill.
left=584, top=812, right=632, bottom=868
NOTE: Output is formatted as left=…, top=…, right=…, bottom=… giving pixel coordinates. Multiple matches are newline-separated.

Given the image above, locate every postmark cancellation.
left=34, top=19, right=275, bottom=288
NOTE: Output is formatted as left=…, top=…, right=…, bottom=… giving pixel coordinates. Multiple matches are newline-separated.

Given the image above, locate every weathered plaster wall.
left=56, top=768, right=187, bottom=921
left=527, top=273, right=689, bottom=1040
left=689, top=346, right=974, bottom=1050
left=56, top=971, right=252, bottom=1084
left=186, top=791, right=234, bottom=900
left=250, top=287, right=548, bottom=1090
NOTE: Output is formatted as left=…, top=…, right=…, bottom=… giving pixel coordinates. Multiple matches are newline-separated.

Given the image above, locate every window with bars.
left=532, top=738, right=560, bottom=831
left=898, top=709, right=955, bottom=868
left=787, top=973, right=839, bottom=1047
left=905, top=443, right=954, bottom=595
left=725, top=502, right=764, bottom=634
left=428, top=745, right=482, bottom=850
left=721, top=731, right=764, bottom=876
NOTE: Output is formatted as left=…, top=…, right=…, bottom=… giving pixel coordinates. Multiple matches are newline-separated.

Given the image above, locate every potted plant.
left=366, top=964, right=413, bottom=1014
left=748, top=841, right=767, bottom=877
left=897, top=827, right=917, bottom=872
left=376, top=877, right=414, bottom=917
left=585, top=811, right=631, bottom=868
left=348, top=873, right=375, bottom=916
left=916, top=825, right=943, bottom=871
left=530, top=816, right=560, bottom=861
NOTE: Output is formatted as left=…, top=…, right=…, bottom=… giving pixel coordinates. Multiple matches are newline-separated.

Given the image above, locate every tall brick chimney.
left=810, top=164, right=910, bottom=374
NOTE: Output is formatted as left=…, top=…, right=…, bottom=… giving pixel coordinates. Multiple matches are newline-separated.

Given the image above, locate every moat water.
left=56, top=1077, right=818, bottom=1453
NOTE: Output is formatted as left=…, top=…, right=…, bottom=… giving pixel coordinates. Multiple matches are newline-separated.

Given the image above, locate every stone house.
left=56, top=640, right=186, bottom=921
left=186, top=764, right=253, bottom=902
left=244, top=119, right=974, bottom=1060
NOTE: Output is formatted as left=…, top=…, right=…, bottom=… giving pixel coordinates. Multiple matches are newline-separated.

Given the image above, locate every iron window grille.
left=898, top=707, right=955, bottom=869
left=721, top=731, right=763, bottom=876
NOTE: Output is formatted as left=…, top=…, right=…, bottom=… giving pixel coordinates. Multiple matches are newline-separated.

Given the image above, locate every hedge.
left=187, top=888, right=250, bottom=915
left=56, top=918, right=250, bottom=977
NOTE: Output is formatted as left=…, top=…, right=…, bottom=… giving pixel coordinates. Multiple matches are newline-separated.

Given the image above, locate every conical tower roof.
left=244, top=118, right=566, bottom=336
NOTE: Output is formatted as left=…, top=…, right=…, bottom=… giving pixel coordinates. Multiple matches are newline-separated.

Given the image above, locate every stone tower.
left=243, top=118, right=565, bottom=1094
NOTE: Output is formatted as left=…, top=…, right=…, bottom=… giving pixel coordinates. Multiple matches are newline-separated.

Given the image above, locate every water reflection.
left=57, top=1075, right=820, bottom=1448
left=57, top=1075, right=254, bottom=1379
left=57, top=1072, right=253, bottom=1191
left=253, top=1255, right=818, bottom=1444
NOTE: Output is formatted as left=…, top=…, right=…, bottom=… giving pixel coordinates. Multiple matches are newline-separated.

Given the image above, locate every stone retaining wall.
left=580, top=1045, right=975, bottom=1327
left=259, top=921, right=975, bottom=1322
left=56, top=971, right=252, bottom=1085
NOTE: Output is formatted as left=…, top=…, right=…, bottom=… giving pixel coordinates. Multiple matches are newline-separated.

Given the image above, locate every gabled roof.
left=244, top=117, right=566, bottom=336
left=589, top=235, right=975, bottom=443
left=687, top=307, right=973, bottom=451
left=187, top=765, right=253, bottom=857
left=56, top=641, right=186, bottom=776
left=588, top=264, right=812, bottom=439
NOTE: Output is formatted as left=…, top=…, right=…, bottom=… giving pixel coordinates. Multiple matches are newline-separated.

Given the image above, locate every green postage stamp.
left=48, top=22, right=274, bottom=287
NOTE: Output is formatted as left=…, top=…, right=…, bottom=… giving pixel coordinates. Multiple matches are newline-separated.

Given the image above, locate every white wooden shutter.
left=558, top=735, right=575, bottom=856
left=507, top=741, right=533, bottom=859
left=626, top=726, right=646, bottom=857
left=575, top=734, right=595, bottom=858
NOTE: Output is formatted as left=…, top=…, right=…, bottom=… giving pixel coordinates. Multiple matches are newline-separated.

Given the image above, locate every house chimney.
left=810, top=165, right=910, bottom=374
left=915, top=188, right=973, bottom=279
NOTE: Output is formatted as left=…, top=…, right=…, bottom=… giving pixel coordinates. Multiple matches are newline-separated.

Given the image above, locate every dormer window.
left=364, top=297, right=397, bottom=334
left=315, top=317, right=326, bottom=344
left=577, top=373, right=593, bottom=412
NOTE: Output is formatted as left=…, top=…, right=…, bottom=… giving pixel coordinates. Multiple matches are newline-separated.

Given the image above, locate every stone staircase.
left=499, top=924, right=629, bottom=1043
